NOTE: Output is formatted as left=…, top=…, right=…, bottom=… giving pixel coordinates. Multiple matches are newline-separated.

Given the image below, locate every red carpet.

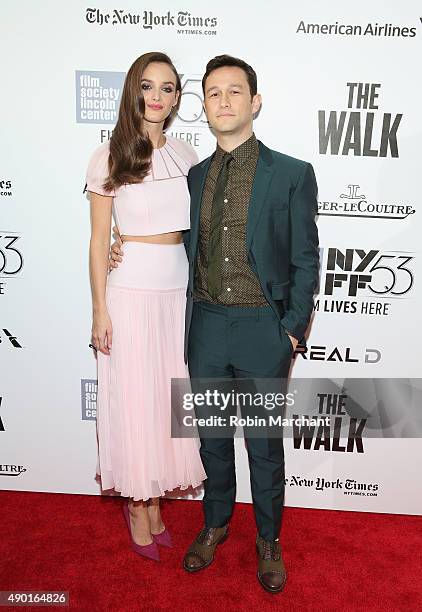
left=0, top=491, right=421, bottom=611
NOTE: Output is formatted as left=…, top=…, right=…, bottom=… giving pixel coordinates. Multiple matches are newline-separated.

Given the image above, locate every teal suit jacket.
left=183, top=140, right=319, bottom=363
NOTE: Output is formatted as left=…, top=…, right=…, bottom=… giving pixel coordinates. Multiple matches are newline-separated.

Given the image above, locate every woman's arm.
left=89, top=191, right=113, bottom=354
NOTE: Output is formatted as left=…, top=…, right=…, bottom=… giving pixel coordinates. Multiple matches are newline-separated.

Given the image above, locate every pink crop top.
left=85, top=135, right=198, bottom=236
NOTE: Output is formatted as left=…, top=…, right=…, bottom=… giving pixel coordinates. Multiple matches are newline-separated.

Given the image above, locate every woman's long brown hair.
left=103, top=52, right=181, bottom=192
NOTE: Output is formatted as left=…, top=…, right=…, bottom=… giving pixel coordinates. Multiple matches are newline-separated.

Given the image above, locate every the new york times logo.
left=319, top=83, right=402, bottom=157
left=293, top=393, right=366, bottom=453
left=287, top=475, right=379, bottom=497
left=86, top=8, right=218, bottom=32
left=318, top=184, right=415, bottom=220
left=314, top=247, right=414, bottom=317
left=0, top=180, right=12, bottom=197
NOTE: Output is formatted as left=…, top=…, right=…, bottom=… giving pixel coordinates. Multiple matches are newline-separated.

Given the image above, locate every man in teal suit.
left=181, top=55, right=319, bottom=594
left=110, top=54, right=319, bottom=594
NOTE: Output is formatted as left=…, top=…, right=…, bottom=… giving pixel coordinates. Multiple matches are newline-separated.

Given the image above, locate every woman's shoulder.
left=85, top=141, right=114, bottom=196
left=86, top=141, right=111, bottom=181
left=165, top=135, right=199, bottom=168
left=87, top=140, right=110, bottom=171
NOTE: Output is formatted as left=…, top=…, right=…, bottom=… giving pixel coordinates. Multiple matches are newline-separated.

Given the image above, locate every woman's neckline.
left=153, top=135, right=168, bottom=151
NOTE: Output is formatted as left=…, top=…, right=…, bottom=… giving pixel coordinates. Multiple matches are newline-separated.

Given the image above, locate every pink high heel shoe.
left=152, top=526, right=172, bottom=548
left=123, top=502, right=160, bottom=561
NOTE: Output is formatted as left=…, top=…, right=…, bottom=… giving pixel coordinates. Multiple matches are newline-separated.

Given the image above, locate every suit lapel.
left=191, top=141, right=274, bottom=259
left=246, top=141, right=274, bottom=251
left=190, top=155, right=212, bottom=260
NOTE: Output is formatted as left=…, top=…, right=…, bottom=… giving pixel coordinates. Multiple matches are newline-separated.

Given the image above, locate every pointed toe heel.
left=123, top=502, right=160, bottom=561
left=131, top=539, right=160, bottom=561
left=152, top=527, right=172, bottom=548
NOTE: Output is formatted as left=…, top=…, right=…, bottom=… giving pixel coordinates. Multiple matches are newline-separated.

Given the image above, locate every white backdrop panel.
left=1, top=0, right=421, bottom=514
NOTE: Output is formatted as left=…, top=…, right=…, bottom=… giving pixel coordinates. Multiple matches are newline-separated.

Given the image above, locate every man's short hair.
left=202, top=54, right=257, bottom=98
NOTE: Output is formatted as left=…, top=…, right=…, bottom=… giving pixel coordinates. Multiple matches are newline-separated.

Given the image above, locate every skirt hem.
left=95, top=472, right=206, bottom=502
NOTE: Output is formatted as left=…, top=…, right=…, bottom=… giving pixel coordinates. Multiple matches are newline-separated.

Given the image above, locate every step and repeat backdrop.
left=1, top=0, right=421, bottom=514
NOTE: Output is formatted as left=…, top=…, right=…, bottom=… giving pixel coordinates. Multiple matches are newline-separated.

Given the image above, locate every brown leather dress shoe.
left=183, top=526, right=229, bottom=573
left=256, top=536, right=287, bottom=593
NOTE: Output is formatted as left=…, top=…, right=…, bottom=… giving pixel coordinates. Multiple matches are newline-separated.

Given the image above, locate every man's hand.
left=287, top=334, right=299, bottom=351
left=109, top=226, right=123, bottom=271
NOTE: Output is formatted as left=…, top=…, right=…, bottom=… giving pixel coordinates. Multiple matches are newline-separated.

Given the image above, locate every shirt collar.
left=215, top=133, right=258, bottom=166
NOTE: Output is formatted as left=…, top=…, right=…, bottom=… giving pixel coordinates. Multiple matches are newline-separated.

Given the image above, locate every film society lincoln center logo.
left=76, top=71, right=125, bottom=124
left=76, top=70, right=209, bottom=147
left=75, top=71, right=206, bottom=127
left=81, top=379, right=97, bottom=421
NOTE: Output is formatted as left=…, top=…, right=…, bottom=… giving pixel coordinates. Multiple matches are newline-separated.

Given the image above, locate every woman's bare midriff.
left=121, top=231, right=183, bottom=245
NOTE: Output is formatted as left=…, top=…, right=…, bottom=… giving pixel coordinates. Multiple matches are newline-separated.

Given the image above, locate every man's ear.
left=252, top=93, right=262, bottom=115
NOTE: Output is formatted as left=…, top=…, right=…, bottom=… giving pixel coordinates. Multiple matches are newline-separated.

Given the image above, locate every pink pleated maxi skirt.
left=95, top=241, right=207, bottom=501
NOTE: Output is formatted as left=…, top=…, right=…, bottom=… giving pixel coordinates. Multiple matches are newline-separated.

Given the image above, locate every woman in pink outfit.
left=86, top=52, right=206, bottom=561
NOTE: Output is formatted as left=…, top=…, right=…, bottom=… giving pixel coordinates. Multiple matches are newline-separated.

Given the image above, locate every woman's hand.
left=109, top=226, right=123, bottom=271
left=91, top=310, right=113, bottom=355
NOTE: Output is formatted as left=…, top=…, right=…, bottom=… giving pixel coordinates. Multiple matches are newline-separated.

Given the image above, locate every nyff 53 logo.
left=167, top=74, right=209, bottom=148
left=315, top=247, right=414, bottom=317
left=321, top=247, right=413, bottom=297
left=176, top=75, right=206, bottom=126
left=0, top=233, right=24, bottom=297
